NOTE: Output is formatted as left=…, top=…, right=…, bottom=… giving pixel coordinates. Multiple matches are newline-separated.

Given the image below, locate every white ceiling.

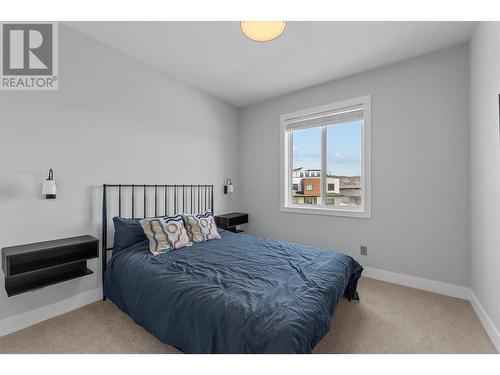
left=66, top=22, right=476, bottom=107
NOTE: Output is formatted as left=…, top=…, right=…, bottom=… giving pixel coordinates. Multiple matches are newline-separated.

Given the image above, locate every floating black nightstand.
left=2, top=235, right=98, bottom=297
left=215, top=212, right=248, bottom=233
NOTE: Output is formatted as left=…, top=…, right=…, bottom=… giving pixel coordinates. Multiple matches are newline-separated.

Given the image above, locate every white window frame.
left=280, top=95, right=372, bottom=218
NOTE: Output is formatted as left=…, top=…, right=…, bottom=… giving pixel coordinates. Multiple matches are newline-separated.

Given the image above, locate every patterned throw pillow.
left=140, top=215, right=192, bottom=255
left=182, top=210, right=221, bottom=243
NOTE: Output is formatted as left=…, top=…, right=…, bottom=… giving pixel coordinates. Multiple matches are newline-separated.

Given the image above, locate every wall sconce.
left=224, top=178, right=234, bottom=194
left=42, top=168, right=57, bottom=199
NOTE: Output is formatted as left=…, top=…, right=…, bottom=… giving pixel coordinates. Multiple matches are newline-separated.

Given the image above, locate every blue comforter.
left=104, top=230, right=363, bottom=353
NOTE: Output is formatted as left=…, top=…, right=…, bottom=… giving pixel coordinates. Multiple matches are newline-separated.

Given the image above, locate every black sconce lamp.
left=42, top=169, right=57, bottom=199
left=224, top=178, right=234, bottom=194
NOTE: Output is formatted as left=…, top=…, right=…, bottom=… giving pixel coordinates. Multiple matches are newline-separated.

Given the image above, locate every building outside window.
left=280, top=95, right=371, bottom=218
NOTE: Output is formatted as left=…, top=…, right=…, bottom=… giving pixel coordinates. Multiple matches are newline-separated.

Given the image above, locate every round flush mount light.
left=240, top=21, right=286, bottom=42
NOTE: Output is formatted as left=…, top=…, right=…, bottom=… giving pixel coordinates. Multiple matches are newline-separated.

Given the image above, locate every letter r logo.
left=2, top=23, right=53, bottom=75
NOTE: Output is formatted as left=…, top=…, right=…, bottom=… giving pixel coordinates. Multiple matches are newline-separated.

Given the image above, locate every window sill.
left=280, top=205, right=371, bottom=219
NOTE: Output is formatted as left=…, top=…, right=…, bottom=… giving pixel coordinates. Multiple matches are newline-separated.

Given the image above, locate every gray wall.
left=0, top=25, right=240, bottom=320
left=239, top=45, right=470, bottom=286
left=470, top=23, right=500, bottom=332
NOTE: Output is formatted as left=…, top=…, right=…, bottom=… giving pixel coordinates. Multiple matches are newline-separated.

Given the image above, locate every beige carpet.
left=0, top=277, right=496, bottom=354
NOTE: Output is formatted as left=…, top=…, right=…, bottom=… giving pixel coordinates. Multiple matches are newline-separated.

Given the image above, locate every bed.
left=102, top=184, right=363, bottom=354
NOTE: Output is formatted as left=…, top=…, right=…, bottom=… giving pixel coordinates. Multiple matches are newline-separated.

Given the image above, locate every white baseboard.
left=363, top=267, right=470, bottom=300
left=363, top=266, right=499, bottom=352
left=0, top=287, right=102, bottom=337
left=468, top=291, right=500, bottom=352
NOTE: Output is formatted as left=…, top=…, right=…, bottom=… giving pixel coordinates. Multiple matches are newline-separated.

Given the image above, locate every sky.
left=292, top=121, right=362, bottom=176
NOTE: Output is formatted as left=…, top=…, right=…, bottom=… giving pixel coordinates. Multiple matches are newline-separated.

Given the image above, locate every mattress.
left=104, top=229, right=363, bottom=353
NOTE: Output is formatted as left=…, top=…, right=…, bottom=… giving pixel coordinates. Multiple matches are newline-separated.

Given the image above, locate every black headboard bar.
left=101, top=183, right=214, bottom=300
left=131, top=184, right=135, bottom=218
left=101, top=185, right=107, bottom=294
left=155, top=185, right=158, bottom=217
left=118, top=184, right=121, bottom=216
left=174, top=185, right=177, bottom=213
left=143, top=185, right=146, bottom=218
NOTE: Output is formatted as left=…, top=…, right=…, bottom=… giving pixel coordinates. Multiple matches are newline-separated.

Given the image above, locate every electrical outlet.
left=360, top=245, right=368, bottom=256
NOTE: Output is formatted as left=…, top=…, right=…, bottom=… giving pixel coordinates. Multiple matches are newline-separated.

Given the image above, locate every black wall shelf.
left=215, top=212, right=248, bottom=233
left=2, top=235, right=98, bottom=297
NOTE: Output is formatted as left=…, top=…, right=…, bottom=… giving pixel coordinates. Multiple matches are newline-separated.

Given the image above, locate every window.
left=280, top=95, right=371, bottom=218
left=326, top=197, right=336, bottom=205
left=304, top=197, right=317, bottom=204
left=292, top=183, right=299, bottom=191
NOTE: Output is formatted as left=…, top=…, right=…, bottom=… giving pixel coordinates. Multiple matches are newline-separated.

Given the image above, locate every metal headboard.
left=101, top=184, right=214, bottom=299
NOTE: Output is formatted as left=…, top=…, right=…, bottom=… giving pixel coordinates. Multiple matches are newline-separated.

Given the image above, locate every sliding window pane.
left=291, top=127, right=321, bottom=205
left=326, top=121, right=362, bottom=207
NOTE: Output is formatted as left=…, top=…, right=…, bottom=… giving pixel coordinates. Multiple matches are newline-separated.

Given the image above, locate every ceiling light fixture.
left=240, top=21, right=286, bottom=42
